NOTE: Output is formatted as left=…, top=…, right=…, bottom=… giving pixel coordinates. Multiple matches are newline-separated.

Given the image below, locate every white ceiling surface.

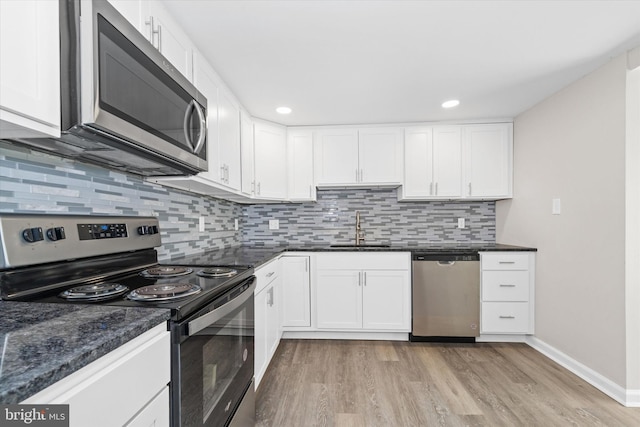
left=163, top=0, right=640, bottom=126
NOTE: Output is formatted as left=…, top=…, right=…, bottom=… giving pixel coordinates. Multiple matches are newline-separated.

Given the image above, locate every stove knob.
left=22, top=227, right=44, bottom=243
left=46, top=227, right=66, bottom=241
left=137, top=226, right=149, bottom=235
left=150, top=225, right=159, bottom=235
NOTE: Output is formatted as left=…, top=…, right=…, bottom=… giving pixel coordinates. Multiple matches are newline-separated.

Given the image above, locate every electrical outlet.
left=198, top=216, right=205, bottom=232
left=234, top=218, right=239, bottom=231
left=457, top=218, right=465, bottom=229
left=552, top=198, right=561, bottom=215
left=268, top=219, right=279, bottom=230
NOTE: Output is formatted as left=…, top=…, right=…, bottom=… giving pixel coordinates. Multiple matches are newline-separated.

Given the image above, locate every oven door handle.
left=187, top=278, right=256, bottom=336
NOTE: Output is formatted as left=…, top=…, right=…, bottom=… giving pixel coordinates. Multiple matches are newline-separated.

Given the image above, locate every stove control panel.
left=0, top=214, right=161, bottom=269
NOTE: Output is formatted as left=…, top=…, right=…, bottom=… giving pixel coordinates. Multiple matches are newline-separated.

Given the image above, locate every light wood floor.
left=256, top=339, right=640, bottom=427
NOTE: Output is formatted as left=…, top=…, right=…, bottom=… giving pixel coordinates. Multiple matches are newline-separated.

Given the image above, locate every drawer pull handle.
left=499, top=284, right=516, bottom=287
left=499, top=261, right=515, bottom=264
left=499, top=315, right=515, bottom=319
left=266, top=272, right=275, bottom=278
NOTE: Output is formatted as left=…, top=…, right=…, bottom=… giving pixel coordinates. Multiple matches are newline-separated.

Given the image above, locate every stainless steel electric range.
left=0, top=214, right=255, bottom=427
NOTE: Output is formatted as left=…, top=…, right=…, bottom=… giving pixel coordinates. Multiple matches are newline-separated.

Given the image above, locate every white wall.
left=496, top=54, right=628, bottom=387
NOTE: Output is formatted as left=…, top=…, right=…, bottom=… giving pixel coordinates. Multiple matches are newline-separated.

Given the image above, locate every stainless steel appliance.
left=410, top=253, right=480, bottom=342
left=6, top=0, right=208, bottom=176
left=0, top=214, right=254, bottom=427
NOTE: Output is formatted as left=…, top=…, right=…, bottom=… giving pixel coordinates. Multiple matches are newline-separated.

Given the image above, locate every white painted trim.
left=526, top=336, right=640, bottom=407
left=281, top=331, right=408, bottom=341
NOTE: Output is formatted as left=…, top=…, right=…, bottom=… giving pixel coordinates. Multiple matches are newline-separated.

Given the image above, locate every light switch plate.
left=552, top=198, right=561, bottom=215
left=457, top=218, right=465, bottom=228
left=269, top=219, right=279, bottom=230
left=198, top=216, right=206, bottom=232
left=234, top=219, right=239, bottom=231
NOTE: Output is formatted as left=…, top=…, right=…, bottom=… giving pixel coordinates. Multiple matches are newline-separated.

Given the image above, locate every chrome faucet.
left=355, top=211, right=365, bottom=246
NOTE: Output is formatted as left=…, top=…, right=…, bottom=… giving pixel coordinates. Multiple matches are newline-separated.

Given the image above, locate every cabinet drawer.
left=255, top=258, right=281, bottom=294
left=482, top=271, right=529, bottom=301
left=481, top=302, right=529, bottom=333
left=316, top=252, right=410, bottom=270
left=481, top=252, right=529, bottom=270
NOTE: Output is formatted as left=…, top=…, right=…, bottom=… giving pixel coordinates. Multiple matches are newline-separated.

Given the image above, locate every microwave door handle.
left=183, top=100, right=196, bottom=150
left=187, top=279, right=256, bottom=336
left=191, top=101, right=207, bottom=154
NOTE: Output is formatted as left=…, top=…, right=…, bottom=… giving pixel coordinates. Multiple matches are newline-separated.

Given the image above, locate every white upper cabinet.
left=240, top=111, right=256, bottom=197
left=463, top=123, right=513, bottom=199
left=288, top=130, right=315, bottom=201
left=141, top=0, right=193, bottom=81
left=108, top=0, right=143, bottom=32
left=192, top=51, right=220, bottom=183
left=401, top=126, right=461, bottom=199
left=254, top=121, right=288, bottom=199
left=217, top=89, right=242, bottom=191
left=400, top=124, right=511, bottom=201
left=314, top=129, right=359, bottom=185
left=0, top=0, right=60, bottom=138
left=314, top=127, right=403, bottom=187
left=358, top=128, right=403, bottom=184
left=432, top=126, right=463, bottom=197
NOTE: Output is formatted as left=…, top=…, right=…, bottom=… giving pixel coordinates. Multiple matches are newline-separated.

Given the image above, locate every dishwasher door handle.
left=437, top=261, right=456, bottom=266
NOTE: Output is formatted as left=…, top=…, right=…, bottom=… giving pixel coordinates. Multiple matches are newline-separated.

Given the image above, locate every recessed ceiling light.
left=441, top=99, right=460, bottom=109
left=276, top=106, right=292, bottom=114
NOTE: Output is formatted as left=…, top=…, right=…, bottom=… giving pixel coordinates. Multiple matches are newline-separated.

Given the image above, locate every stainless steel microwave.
left=10, top=0, right=208, bottom=176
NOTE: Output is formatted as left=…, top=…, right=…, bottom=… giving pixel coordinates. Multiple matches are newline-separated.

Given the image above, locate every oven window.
left=96, top=14, right=204, bottom=153
left=202, top=307, right=248, bottom=423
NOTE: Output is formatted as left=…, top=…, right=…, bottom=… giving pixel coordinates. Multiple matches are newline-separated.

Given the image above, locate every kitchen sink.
left=329, top=244, right=391, bottom=248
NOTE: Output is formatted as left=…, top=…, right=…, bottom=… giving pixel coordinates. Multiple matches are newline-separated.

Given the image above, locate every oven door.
left=172, top=277, right=255, bottom=427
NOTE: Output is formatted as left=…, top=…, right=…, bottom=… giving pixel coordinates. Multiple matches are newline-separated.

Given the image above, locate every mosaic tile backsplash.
left=0, top=144, right=242, bottom=260
left=1, top=144, right=495, bottom=257
left=243, top=189, right=495, bottom=246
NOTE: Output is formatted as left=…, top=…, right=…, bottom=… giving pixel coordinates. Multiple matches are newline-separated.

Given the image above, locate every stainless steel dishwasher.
left=411, top=252, right=480, bottom=342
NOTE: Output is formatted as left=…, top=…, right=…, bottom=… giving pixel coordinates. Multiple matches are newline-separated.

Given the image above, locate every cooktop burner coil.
left=140, top=266, right=193, bottom=278
left=127, top=283, right=202, bottom=302
left=59, top=283, right=129, bottom=301
left=197, top=267, right=238, bottom=278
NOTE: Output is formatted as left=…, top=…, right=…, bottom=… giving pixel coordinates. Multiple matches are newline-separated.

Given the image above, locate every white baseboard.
left=281, top=331, right=409, bottom=341
left=526, top=336, right=640, bottom=407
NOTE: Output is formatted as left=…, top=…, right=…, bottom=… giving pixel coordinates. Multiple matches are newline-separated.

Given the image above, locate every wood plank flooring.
left=256, top=340, right=640, bottom=426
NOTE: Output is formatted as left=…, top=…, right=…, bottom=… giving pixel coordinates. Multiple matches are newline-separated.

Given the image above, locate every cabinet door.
left=142, top=1, right=193, bottom=81
left=316, top=270, right=362, bottom=329
left=266, top=281, right=281, bottom=360
left=362, top=270, right=410, bottom=330
left=288, top=130, right=315, bottom=200
left=358, top=128, right=403, bottom=184
left=463, top=124, right=512, bottom=198
left=218, top=89, right=242, bottom=190
left=281, top=256, right=311, bottom=327
left=192, top=51, right=221, bottom=184
left=240, top=112, right=255, bottom=196
left=432, top=126, right=462, bottom=197
left=402, top=127, right=433, bottom=198
left=0, top=0, right=60, bottom=138
left=314, top=129, right=359, bottom=185
left=254, top=287, right=268, bottom=386
left=254, top=122, right=287, bottom=199
left=126, top=386, right=170, bottom=427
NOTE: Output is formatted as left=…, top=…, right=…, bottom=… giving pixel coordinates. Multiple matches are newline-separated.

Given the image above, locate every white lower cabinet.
left=254, top=259, right=282, bottom=388
left=22, top=323, right=170, bottom=427
left=315, top=253, right=411, bottom=332
left=281, top=255, right=311, bottom=327
left=480, top=252, right=535, bottom=336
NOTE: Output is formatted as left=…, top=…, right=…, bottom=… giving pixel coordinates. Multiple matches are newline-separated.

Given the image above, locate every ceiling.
left=163, top=0, right=640, bottom=127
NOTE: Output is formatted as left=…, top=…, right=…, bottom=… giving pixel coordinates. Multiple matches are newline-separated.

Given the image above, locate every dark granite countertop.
left=0, top=302, right=171, bottom=404
left=168, top=243, right=537, bottom=269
